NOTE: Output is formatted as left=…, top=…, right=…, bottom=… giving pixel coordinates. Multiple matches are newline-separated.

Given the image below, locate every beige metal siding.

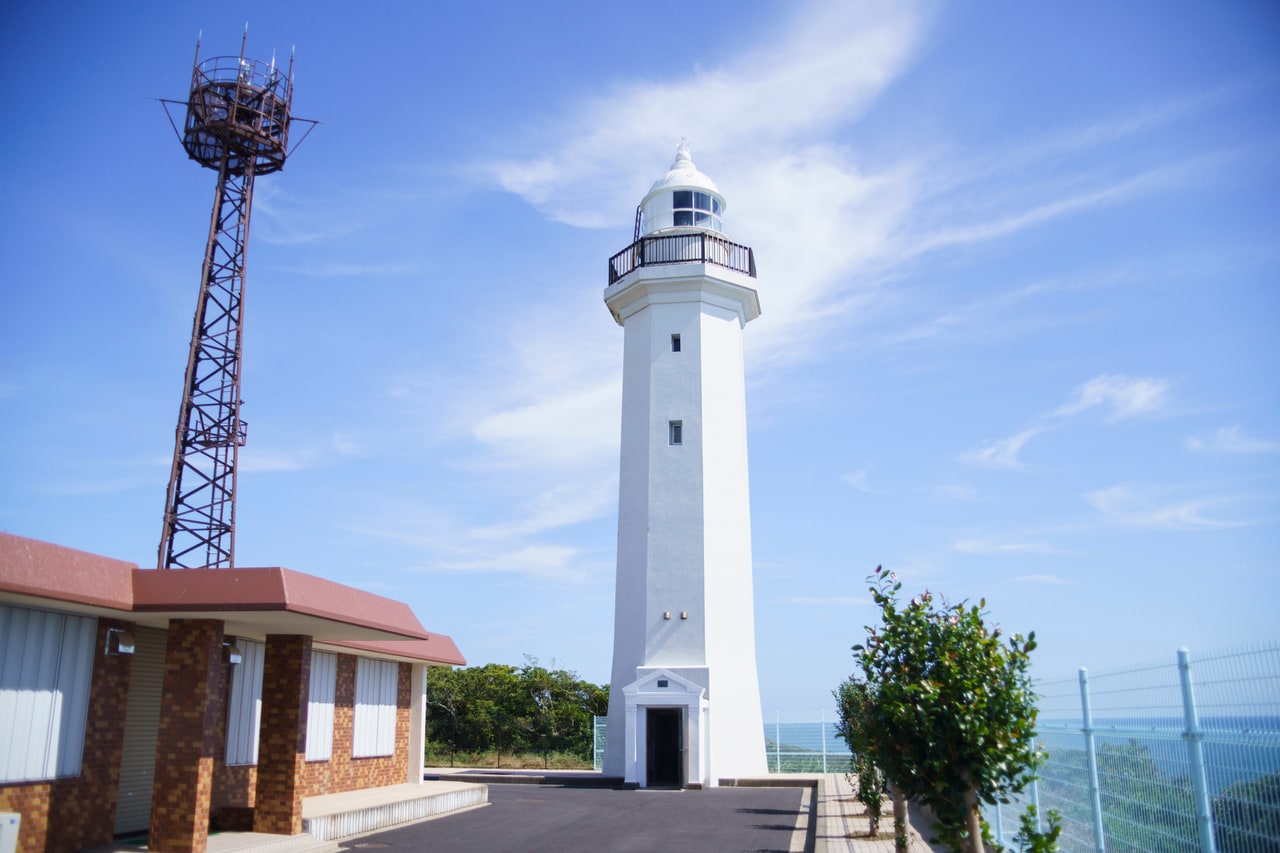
left=113, top=626, right=166, bottom=835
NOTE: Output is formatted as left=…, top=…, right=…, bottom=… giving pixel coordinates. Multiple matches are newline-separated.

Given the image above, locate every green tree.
left=845, top=566, right=1044, bottom=853
left=426, top=658, right=608, bottom=764
left=426, top=664, right=466, bottom=765
left=1095, top=740, right=1195, bottom=852
left=1213, top=772, right=1280, bottom=853
left=834, top=679, right=886, bottom=838
left=1007, top=805, right=1062, bottom=853
left=514, top=657, right=611, bottom=763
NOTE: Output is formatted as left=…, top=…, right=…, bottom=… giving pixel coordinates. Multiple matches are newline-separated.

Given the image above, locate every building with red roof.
left=0, top=532, right=465, bottom=852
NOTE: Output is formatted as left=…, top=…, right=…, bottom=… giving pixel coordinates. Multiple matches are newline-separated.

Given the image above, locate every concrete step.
left=302, top=782, right=488, bottom=842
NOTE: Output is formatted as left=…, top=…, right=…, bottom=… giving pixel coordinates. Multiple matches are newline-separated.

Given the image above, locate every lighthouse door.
left=646, top=707, right=684, bottom=788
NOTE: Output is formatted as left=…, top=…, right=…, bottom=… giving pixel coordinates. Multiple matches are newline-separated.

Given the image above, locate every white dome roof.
left=646, top=141, right=719, bottom=195
left=638, top=142, right=727, bottom=236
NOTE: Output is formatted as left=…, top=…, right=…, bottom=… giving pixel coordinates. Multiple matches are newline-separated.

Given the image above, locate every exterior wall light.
left=224, top=639, right=244, bottom=665
left=104, top=627, right=136, bottom=655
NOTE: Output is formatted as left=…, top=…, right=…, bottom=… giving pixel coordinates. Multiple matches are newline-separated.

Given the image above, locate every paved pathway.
left=85, top=771, right=946, bottom=852
left=813, top=772, right=944, bottom=852
left=333, top=771, right=946, bottom=852
left=340, top=783, right=805, bottom=852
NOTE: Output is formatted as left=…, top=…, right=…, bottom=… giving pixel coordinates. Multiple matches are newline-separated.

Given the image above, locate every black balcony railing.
left=608, top=232, right=756, bottom=285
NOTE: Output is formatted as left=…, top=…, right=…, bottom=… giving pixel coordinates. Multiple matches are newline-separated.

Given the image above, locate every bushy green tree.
left=517, top=656, right=609, bottom=766
left=834, top=680, right=886, bottom=838
left=846, top=566, right=1044, bottom=853
left=425, top=658, right=608, bottom=764
left=1213, top=772, right=1280, bottom=853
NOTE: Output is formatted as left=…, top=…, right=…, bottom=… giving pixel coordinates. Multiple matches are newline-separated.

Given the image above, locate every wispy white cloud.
left=908, top=161, right=1193, bottom=257
left=238, top=433, right=363, bottom=474
left=285, top=261, right=411, bottom=278
left=932, top=483, right=979, bottom=501
left=470, top=479, right=617, bottom=540
left=39, top=453, right=174, bottom=496
left=331, top=432, right=362, bottom=456
left=1054, top=375, right=1169, bottom=420
left=479, top=1, right=932, bottom=377
left=41, top=473, right=156, bottom=496
left=482, top=1, right=929, bottom=229
left=361, top=293, right=624, bottom=572
left=1012, top=574, right=1070, bottom=586
left=961, top=427, right=1046, bottom=470
left=355, top=505, right=608, bottom=583
left=881, top=265, right=1134, bottom=347
left=1086, top=484, right=1244, bottom=530
left=252, top=184, right=366, bottom=246
left=1187, top=426, right=1280, bottom=455
left=779, top=596, right=868, bottom=606
left=470, top=379, right=620, bottom=473
left=951, top=80, right=1257, bottom=189
left=843, top=468, right=872, bottom=492
left=388, top=1, right=1227, bottom=582
left=238, top=448, right=316, bottom=473
left=416, top=543, right=594, bottom=582
left=952, top=538, right=1064, bottom=555
left=961, top=374, right=1170, bottom=469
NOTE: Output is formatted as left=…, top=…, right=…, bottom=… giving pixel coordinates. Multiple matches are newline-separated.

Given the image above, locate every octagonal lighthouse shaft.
left=603, top=144, right=766, bottom=787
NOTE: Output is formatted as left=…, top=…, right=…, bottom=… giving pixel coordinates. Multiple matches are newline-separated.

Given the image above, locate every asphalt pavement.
left=336, top=783, right=806, bottom=853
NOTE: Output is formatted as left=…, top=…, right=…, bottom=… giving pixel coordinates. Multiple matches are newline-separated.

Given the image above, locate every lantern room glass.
left=672, top=190, right=722, bottom=231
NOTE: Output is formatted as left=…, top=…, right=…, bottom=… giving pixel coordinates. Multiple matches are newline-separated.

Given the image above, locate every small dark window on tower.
left=671, top=334, right=681, bottom=352
left=669, top=420, right=683, bottom=446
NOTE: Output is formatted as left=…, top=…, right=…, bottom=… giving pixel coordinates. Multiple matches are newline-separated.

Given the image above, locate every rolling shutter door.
left=113, top=626, right=166, bottom=835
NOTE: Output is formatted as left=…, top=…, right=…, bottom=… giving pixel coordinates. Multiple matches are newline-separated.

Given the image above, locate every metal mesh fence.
left=765, top=713, right=854, bottom=774
left=593, top=715, right=606, bottom=771
left=590, top=713, right=854, bottom=774
left=987, top=644, right=1280, bottom=853
left=589, top=646, right=1277, bottom=852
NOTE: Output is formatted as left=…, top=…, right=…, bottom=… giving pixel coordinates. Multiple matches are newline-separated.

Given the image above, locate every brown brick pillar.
left=253, top=635, right=312, bottom=835
left=149, top=619, right=225, bottom=853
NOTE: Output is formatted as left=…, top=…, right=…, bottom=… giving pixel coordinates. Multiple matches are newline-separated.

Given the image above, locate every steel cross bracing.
left=159, top=154, right=255, bottom=569
left=156, top=36, right=315, bottom=570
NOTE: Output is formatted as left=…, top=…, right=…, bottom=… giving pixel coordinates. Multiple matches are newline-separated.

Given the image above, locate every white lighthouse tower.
left=602, top=143, right=767, bottom=787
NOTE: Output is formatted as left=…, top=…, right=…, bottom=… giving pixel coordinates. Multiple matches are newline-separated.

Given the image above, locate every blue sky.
left=2, top=1, right=1277, bottom=715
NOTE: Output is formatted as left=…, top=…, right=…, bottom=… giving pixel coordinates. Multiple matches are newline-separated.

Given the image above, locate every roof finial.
left=673, top=138, right=692, bottom=169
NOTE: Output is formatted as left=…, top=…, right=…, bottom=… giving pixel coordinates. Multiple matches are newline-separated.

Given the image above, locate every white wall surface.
left=603, top=262, right=766, bottom=782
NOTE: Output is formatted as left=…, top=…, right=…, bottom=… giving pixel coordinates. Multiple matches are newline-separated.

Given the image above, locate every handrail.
left=608, top=232, right=756, bottom=285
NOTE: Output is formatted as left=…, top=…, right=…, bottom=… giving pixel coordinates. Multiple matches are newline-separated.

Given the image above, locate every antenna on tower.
left=155, top=35, right=316, bottom=569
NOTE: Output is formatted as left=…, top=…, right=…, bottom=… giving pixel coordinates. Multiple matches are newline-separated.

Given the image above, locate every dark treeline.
left=425, top=657, right=609, bottom=766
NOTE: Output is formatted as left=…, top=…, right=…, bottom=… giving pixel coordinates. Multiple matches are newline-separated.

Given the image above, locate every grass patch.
left=424, top=746, right=592, bottom=770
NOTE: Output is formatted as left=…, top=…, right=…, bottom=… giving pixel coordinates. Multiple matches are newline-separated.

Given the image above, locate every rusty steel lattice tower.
left=158, top=34, right=302, bottom=569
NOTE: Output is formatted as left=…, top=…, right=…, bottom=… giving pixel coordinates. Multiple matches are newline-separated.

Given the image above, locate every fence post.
left=994, top=800, right=1005, bottom=846
left=775, top=711, right=781, bottom=773
left=1178, top=648, right=1218, bottom=853
left=820, top=709, right=828, bottom=773
left=1080, top=668, right=1107, bottom=853
left=1032, top=776, right=1042, bottom=832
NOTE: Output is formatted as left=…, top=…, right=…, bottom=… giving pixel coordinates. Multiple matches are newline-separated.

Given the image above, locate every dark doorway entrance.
left=646, top=707, right=683, bottom=788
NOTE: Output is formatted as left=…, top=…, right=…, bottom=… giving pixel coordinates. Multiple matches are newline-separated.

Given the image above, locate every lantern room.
left=639, top=141, right=726, bottom=236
